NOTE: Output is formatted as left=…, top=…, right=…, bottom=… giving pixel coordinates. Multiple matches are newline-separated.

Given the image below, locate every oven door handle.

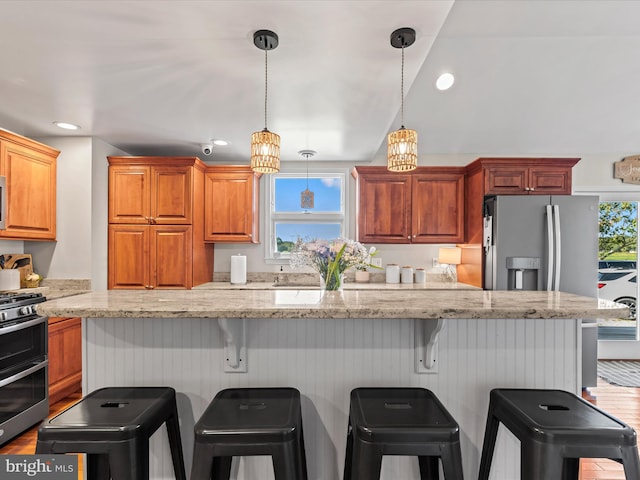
left=0, top=315, right=47, bottom=335
left=0, top=359, right=47, bottom=388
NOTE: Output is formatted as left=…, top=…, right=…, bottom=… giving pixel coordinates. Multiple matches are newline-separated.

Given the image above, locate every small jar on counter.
left=414, top=268, right=426, bottom=283
left=385, top=264, right=400, bottom=283
left=401, top=266, right=413, bottom=284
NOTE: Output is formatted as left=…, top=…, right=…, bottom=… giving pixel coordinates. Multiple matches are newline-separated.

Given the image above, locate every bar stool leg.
left=108, top=438, right=148, bottom=480
left=190, top=443, right=217, bottom=480
left=343, top=422, right=354, bottom=480
left=418, top=456, right=439, bottom=479
left=621, top=446, right=640, bottom=479
left=478, top=408, right=500, bottom=480
left=87, top=454, right=110, bottom=480
left=561, top=458, right=579, bottom=479
left=297, top=422, right=309, bottom=480
left=521, top=441, right=564, bottom=480
left=165, top=406, right=187, bottom=480
left=212, top=456, right=233, bottom=479
left=351, top=438, right=383, bottom=480
left=440, top=443, right=464, bottom=480
left=273, top=443, right=298, bottom=480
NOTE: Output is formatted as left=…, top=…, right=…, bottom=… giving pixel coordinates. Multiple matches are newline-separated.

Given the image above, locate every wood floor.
left=0, top=381, right=639, bottom=479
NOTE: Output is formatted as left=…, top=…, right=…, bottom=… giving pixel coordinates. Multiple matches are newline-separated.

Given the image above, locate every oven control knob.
left=19, top=306, right=33, bottom=315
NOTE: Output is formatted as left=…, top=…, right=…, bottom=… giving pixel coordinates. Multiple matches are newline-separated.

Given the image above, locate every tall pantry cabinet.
left=107, top=157, right=214, bottom=289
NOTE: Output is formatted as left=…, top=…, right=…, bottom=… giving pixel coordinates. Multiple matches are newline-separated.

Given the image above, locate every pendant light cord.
left=264, top=49, right=269, bottom=131
left=400, top=44, right=405, bottom=129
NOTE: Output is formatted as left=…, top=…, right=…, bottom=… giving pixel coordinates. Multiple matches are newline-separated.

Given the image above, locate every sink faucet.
left=274, top=266, right=286, bottom=285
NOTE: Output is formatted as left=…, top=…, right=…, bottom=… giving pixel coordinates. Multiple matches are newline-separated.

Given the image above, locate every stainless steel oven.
left=0, top=292, right=48, bottom=446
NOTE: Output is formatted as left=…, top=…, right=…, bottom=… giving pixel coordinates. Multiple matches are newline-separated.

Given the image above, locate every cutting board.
left=0, top=253, right=33, bottom=285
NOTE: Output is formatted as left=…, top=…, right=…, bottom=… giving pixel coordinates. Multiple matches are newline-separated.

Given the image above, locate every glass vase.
left=320, top=272, right=344, bottom=291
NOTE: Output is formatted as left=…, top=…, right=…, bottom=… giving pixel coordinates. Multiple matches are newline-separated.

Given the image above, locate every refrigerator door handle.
left=553, top=204, right=562, bottom=292
left=545, top=204, right=555, bottom=291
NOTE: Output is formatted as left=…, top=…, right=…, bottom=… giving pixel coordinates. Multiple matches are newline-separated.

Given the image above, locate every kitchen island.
left=37, top=289, right=626, bottom=480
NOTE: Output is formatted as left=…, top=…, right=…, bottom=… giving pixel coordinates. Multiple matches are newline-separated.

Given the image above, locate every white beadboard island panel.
left=83, top=315, right=580, bottom=480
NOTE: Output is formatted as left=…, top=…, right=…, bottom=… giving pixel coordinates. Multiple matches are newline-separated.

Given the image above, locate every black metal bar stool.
left=190, top=387, right=308, bottom=480
left=35, top=386, right=186, bottom=480
left=343, top=387, right=464, bottom=480
left=478, top=388, right=640, bottom=479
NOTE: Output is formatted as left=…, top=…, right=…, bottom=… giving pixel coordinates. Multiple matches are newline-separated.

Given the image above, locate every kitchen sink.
left=271, top=283, right=320, bottom=290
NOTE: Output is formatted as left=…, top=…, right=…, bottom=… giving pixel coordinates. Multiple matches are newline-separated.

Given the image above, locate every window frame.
left=264, top=167, right=350, bottom=263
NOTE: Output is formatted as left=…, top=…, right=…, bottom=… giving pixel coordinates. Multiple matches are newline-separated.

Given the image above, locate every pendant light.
left=299, top=150, right=316, bottom=210
left=251, top=30, right=280, bottom=173
left=387, top=27, right=418, bottom=172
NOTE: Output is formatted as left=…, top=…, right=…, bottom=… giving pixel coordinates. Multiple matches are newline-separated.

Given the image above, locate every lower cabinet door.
left=151, top=225, right=192, bottom=289
left=108, top=225, right=151, bottom=289
left=48, top=317, right=82, bottom=405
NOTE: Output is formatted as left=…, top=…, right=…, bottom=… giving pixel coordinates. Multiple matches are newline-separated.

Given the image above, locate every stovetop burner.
left=0, top=292, right=45, bottom=308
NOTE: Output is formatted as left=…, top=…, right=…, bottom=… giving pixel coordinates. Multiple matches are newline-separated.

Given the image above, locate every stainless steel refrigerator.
left=483, top=195, right=599, bottom=387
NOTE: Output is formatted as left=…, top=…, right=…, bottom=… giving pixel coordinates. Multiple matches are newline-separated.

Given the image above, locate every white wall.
left=24, top=136, right=127, bottom=289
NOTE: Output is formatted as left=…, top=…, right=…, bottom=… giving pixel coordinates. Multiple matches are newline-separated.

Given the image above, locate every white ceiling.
left=1, top=0, right=639, bottom=164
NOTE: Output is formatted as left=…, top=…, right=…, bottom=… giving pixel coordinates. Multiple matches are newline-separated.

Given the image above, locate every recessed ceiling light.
left=435, top=72, right=455, bottom=91
left=212, top=139, right=229, bottom=146
left=53, top=121, right=80, bottom=130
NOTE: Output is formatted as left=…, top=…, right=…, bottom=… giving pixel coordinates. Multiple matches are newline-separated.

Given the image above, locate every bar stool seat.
left=36, top=386, right=186, bottom=480
left=190, top=387, right=308, bottom=480
left=343, top=387, right=464, bottom=480
left=478, top=388, right=640, bottom=479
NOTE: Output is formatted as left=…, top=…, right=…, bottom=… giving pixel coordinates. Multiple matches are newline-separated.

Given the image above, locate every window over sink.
left=265, top=169, right=349, bottom=262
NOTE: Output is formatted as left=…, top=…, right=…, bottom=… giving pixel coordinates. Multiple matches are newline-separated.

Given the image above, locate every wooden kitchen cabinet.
left=108, top=224, right=193, bottom=289
left=353, top=166, right=465, bottom=244
left=0, top=130, right=58, bottom=240
left=204, top=166, right=260, bottom=243
left=107, top=157, right=214, bottom=290
left=483, top=161, right=575, bottom=195
left=108, top=158, right=193, bottom=224
left=48, top=316, right=82, bottom=405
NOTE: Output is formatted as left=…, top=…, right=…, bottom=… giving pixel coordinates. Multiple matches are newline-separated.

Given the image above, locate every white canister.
left=401, top=266, right=413, bottom=284
left=385, top=264, right=400, bottom=284
left=414, top=268, right=426, bottom=283
left=230, top=254, right=247, bottom=285
left=0, top=269, right=20, bottom=290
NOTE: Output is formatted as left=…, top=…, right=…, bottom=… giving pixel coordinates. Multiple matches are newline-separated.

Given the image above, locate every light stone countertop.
left=35, top=288, right=628, bottom=320
left=192, top=281, right=479, bottom=290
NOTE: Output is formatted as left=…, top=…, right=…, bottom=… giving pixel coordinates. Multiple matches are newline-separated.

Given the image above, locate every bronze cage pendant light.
left=251, top=30, right=281, bottom=174
left=387, top=27, right=418, bottom=172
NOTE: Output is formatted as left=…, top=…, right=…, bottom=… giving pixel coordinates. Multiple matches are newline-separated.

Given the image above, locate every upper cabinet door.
left=528, top=166, right=572, bottom=194
left=0, top=139, right=57, bottom=240
left=151, top=166, right=192, bottom=224
left=109, top=165, right=151, bottom=224
left=412, top=173, right=465, bottom=243
left=356, top=173, right=412, bottom=243
left=204, top=167, right=260, bottom=243
left=109, top=165, right=192, bottom=224
left=484, top=166, right=528, bottom=195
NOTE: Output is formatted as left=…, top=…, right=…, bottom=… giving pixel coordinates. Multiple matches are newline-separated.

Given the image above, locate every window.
left=265, top=170, right=348, bottom=261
